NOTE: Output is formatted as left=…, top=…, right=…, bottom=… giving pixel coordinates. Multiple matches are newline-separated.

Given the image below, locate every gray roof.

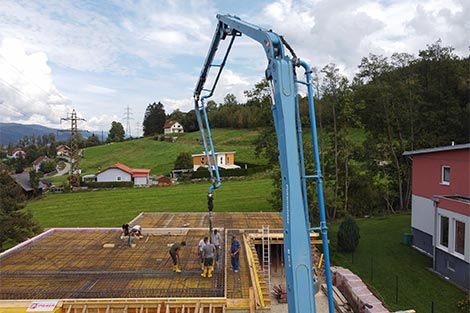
left=10, top=172, right=45, bottom=192
left=403, top=143, right=470, bottom=156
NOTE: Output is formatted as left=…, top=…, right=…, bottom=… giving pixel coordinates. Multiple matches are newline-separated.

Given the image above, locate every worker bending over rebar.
left=169, top=241, right=186, bottom=273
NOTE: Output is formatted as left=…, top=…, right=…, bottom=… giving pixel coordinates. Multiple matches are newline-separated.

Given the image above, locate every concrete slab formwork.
left=0, top=213, right=292, bottom=313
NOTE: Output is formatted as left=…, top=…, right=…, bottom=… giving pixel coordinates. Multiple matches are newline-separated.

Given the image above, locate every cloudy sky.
left=0, top=0, right=468, bottom=134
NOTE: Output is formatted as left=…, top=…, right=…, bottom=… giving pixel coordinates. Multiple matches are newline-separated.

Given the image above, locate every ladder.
left=261, top=225, right=271, bottom=292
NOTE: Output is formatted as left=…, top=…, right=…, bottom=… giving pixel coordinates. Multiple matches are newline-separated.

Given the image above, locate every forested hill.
left=194, top=41, right=469, bottom=219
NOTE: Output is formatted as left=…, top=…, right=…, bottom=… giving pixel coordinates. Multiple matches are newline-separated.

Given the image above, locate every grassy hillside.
left=27, top=178, right=275, bottom=228
left=80, top=129, right=265, bottom=176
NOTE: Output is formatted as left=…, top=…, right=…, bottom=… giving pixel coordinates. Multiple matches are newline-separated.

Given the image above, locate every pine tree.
left=143, top=102, right=166, bottom=136
left=337, top=215, right=360, bottom=252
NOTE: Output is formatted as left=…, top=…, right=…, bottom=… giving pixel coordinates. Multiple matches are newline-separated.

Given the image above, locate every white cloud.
left=83, top=84, right=117, bottom=95
left=0, top=38, right=71, bottom=127
left=162, top=97, right=193, bottom=113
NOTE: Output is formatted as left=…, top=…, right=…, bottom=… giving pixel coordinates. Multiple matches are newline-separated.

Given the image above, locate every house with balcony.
left=403, top=143, right=469, bottom=290
left=192, top=151, right=240, bottom=171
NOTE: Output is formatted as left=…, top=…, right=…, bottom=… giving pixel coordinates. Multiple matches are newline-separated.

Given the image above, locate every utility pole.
left=123, top=105, right=133, bottom=138
left=60, top=109, right=86, bottom=189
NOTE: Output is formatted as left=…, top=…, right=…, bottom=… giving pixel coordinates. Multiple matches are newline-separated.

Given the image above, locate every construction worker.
left=130, top=225, right=143, bottom=238
left=121, top=224, right=130, bottom=236
left=212, top=229, right=221, bottom=261
left=230, top=235, right=241, bottom=272
left=198, top=236, right=208, bottom=270
left=201, top=238, right=216, bottom=278
left=169, top=241, right=186, bottom=273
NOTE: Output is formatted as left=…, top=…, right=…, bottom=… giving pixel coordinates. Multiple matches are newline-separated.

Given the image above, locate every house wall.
left=96, top=169, right=131, bottom=182
left=435, top=248, right=470, bottom=290
left=411, top=149, right=469, bottom=202
left=412, top=227, right=433, bottom=256
left=134, top=176, right=148, bottom=185
left=193, top=154, right=216, bottom=171
left=411, top=195, right=435, bottom=239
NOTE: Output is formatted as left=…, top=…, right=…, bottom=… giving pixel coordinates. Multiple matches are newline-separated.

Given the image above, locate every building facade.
left=192, top=151, right=240, bottom=171
left=96, top=163, right=150, bottom=185
left=163, top=121, right=184, bottom=135
left=404, top=143, right=469, bottom=290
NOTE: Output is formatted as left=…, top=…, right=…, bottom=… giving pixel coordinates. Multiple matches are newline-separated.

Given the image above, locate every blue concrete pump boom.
left=193, top=14, right=334, bottom=313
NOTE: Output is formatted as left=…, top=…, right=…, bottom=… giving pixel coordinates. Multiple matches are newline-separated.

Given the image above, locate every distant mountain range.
left=0, top=122, right=96, bottom=146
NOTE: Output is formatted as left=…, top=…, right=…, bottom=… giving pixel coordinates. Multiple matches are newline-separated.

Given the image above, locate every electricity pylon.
left=60, top=109, right=86, bottom=188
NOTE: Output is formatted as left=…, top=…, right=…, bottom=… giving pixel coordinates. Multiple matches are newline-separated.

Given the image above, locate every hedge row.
left=82, top=181, right=134, bottom=188
left=191, top=164, right=269, bottom=179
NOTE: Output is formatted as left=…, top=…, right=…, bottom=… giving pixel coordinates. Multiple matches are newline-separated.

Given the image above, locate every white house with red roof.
left=96, top=163, right=151, bottom=185
left=163, top=121, right=184, bottom=135
left=7, top=148, right=26, bottom=160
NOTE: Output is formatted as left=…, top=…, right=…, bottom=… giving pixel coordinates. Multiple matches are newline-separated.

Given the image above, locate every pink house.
left=403, top=143, right=469, bottom=290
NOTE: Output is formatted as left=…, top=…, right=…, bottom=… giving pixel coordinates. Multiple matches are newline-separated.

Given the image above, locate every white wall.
left=411, top=195, right=436, bottom=236
left=96, top=168, right=131, bottom=182
left=134, top=176, right=148, bottom=185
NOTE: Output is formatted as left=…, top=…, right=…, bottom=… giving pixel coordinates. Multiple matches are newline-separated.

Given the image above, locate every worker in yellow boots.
left=198, top=236, right=208, bottom=270
left=201, top=238, right=216, bottom=278
left=169, top=241, right=186, bottom=273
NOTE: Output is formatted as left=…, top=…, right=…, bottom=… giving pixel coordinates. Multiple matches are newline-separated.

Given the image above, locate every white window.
left=441, top=166, right=450, bottom=185
left=201, top=156, right=205, bottom=164
left=455, top=220, right=466, bottom=255
left=440, top=216, right=449, bottom=248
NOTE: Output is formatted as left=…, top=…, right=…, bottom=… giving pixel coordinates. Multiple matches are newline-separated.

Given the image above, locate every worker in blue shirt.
left=230, top=235, right=241, bottom=272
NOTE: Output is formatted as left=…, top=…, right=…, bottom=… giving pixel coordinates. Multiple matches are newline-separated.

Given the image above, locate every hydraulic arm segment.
left=193, top=15, right=334, bottom=313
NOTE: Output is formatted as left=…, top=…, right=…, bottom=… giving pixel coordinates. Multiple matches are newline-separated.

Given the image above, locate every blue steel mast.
left=194, top=15, right=334, bottom=313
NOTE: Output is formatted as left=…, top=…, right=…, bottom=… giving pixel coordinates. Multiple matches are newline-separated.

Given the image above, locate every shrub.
left=337, top=215, right=360, bottom=252
left=457, top=295, right=470, bottom=312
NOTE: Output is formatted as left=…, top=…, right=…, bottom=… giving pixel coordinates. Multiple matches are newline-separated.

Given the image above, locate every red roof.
left=32, top=156, right=47, bottom=166
left=164, top=121, right=177, bottom=129
left=132, top=168, right=151, bottom=177
left=96, top=163, right=150, bottom=177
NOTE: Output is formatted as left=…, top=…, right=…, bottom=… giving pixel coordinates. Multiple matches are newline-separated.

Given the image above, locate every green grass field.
left=329, top=214, right=466, bottom=312
left=27, top=178, right=274, bottom=228
left=80, top=129, right=266, bottom=176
